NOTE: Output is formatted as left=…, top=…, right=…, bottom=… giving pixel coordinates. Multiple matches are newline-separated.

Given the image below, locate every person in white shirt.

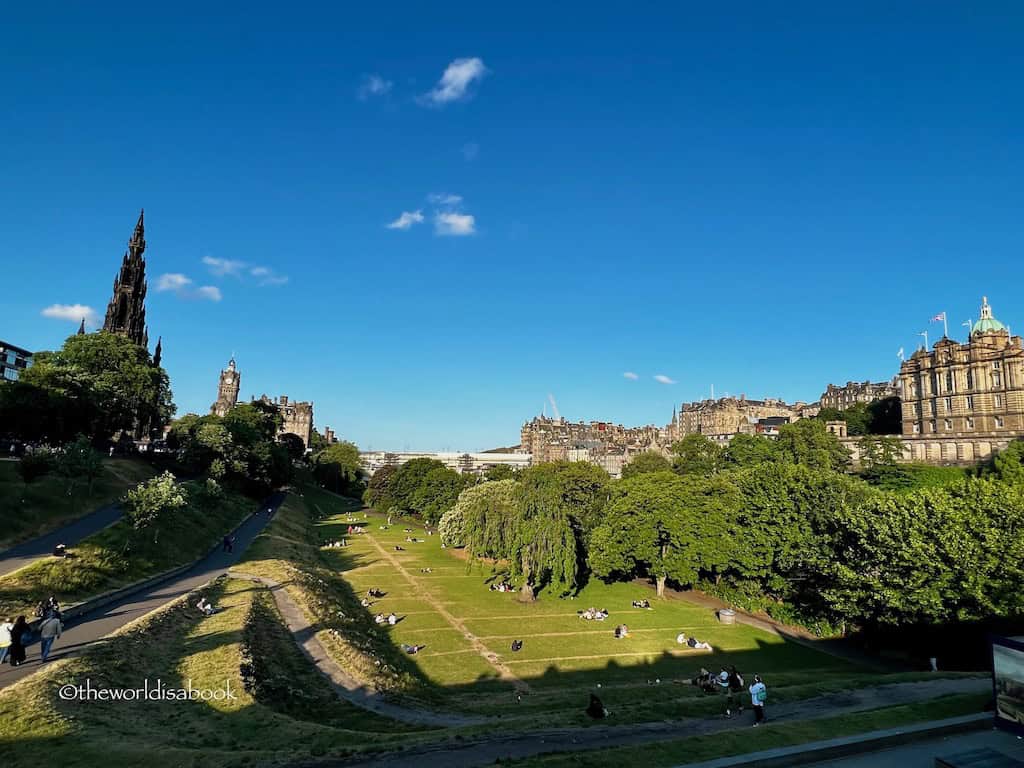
left=748, top=675, right=767, bottom=725
left=0, top=618, right=13, bottom=665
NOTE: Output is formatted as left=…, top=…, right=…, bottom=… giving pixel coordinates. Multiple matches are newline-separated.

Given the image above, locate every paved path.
left=309, top=677, right=990, bottom=768
left=0, top=502, right=124, bottom=578
left=0, top=493, right=285, bottom=690
left=228, top=570, right=483, bottom=728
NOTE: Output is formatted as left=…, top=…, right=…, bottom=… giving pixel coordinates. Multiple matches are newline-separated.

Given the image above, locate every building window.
left=944, top=397, right=952, bottom=412
left=930, top=420, right=937, bottom=433
left=996, top=416, right=1005, bottom=428
left=945, top=371, right=954, bottom=392
left=994, top=371, right=1002, bottom=387
left=995, top=394, right=1003, bottom=407
left=944, top=419, right=952, bottom=431
left=913, top=423, right=920, bottom=434
left=966, top=395, right=974, bottom=410
left=967, top=370, right=974, bottom=389
left=913, top=402, right=920, bottom=416
left=930, top=401, right=936, bottom=415
left=966, top=417, right=974, bottom=430
left=994, top=361, right=1002, bottom=370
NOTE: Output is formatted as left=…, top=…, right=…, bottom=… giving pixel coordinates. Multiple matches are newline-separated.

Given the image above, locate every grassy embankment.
left=0, top=573, right=431, bottom=768
left=0, top=458, right=156, bottom=549
left=0, top=481, right=254, bottom=617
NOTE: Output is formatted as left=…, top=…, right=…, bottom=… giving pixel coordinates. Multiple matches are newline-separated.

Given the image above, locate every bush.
left=17, top=450, right=55, bottom=486
left=124, top=471, right=188, bottom=542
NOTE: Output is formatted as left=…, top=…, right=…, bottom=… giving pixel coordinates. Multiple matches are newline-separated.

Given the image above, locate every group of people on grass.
left=578, top=607, right=609, bottom=621
left=489, top=581, right=514, bottom=593
left=690, top=666, right=769, bottom=725
left=374, top=612, right=399, bottom=626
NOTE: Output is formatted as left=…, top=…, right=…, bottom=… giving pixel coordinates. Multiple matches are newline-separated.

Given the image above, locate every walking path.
left=0, top=502, right=124, bottom=578
left=318, top=677, right=989, bottom=768
left=227, top=570, right=483, bottom=728
left=0, top=494, right=285, bottom=691
left=364, top=530, right=530, bottom=692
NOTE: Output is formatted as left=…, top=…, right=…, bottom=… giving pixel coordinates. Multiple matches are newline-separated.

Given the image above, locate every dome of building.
left=972, top=296, right=1007, bottom=335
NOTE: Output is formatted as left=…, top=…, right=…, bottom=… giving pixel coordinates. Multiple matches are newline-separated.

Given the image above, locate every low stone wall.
left=840, top=435, right=1019, bottom=467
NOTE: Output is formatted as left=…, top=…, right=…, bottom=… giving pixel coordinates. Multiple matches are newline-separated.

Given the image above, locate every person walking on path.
left=726, top=665, right=745, bottom=718
left=0, top=618, right=12, bottom=665
left=8, top=616, right=29, bottom=667
left=749, top=674, right=767, bottom=726
left=38, top=614, right=62, bottom=662
left=222, top=535, right=234, bottom=553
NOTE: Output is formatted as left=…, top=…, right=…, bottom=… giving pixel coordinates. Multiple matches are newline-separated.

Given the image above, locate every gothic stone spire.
left=103, top=209, right=149, bottom=347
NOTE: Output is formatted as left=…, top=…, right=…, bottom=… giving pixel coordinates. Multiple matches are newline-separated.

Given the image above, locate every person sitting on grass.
left=614, top=624, right=629, bottom=639
left=394, top=545, right=404, bottom=551
left=387, top=613, right=398, bottom=625
left=196, top=598, right=215, bottom=616
left=420, top=567, right=432, bottom=573
left=595, top=608, right=608, bottom=620
left=691, top=668, right=718, bottom=693
left=401, top=643, right=425, bottom=654
left=374, top=613, right=386, bottom=625
left=511, top=639, right=524, bottom=652
left=52, top=543, right=68, bottom=558
left=360, top=597, right=371, bottom=608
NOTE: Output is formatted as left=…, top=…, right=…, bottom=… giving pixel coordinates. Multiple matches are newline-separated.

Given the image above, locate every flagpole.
left=943, top=313, right=948, bottom=338
left=920, top=330, right=929, bottom=350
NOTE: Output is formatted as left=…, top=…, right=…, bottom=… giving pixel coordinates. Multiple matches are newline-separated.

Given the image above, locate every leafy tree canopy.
left=670, top=434, right=724, bottom=476
left=621, top=450, right=672, bottom=479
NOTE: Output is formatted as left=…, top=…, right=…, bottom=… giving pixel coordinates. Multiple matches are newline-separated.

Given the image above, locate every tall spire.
left=153, top=336, right=162, bottom=368
left=77, top=317, right=86, bottom=335
left=103, top=210, right=149, bottom=347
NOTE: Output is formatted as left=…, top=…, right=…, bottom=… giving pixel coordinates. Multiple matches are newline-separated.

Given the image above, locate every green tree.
left=124, top=471, right=188, bottom=544
left=387, top=458, right=448, bottom=514
left=410, top=466, right=465, bottom=525
left=590, top=471, right=737, bottom=597
left=57, top=435, right=104, bottom=495
left=775, top=419, right=852, bottom=472
left=483, top=464, right=517, bottom=481
left=519, top=461, right=610, bottom=534
left=456, top=479, right=521, bottom=556
left=867, top=396, right=902, bottom=435
left=364, top=464, right=399, bottom=512
left=17, top=450, right=55, bottom=487
left=858, top=435, right=903, bottom=470
left=723, top=433, right=778, bottom=467
left=670, top=434, right=724, bottom=476
left=510, top=482, right=580, bottom=601
left=19, top=332, right=174, bottom=441
left=278, top=433, right=306, bottom=461
left=313, top=441, right=363, bottom=495
left=621, top=451, right=672, bottom=479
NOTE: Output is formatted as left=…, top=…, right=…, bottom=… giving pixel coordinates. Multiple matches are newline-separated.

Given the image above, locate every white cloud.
left=202, top=256, right=245, bottom=276
left=653, top=374, right=677, bottom=385
left=260, top=274, right=289, bottom=286
left=420, top=57, right=487, bottom=106
left=428, top=193, right=463, bottom=207
left=249, top=266, right=270, bottom=277
left=357, top=73, right=393, bottom=100
left=462, top=142, right=479, bottom=161
left=434, top=211, right=476, bottom=236
left=387, top=210, right=425, bottom=230
left=623, top=371, right=639, bottom=381
left=156, top=273, right=193, bottom=292
left=41, top=303, right=97, bottom=325
left=196, top=286, right=222, bottom=301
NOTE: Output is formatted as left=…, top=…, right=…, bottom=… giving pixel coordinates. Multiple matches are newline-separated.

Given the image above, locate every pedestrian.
left=8, top=616, right=29, bottom=667
left=222, top=535, right=233, bottom=553
left=749, top=675, right=767, bottom=726
left=38, top=614, right=62, bottom=662
left=0, top=617, right=12, bottom=665
left=726, top=665, right=745, bottom=718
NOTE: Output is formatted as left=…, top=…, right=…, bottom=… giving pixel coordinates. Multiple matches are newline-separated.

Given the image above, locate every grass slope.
left=0, top=575, right=428, bottom=768
left=0, top=482, right=253, bottom=617
left=0, top=458, right=156, bottom=549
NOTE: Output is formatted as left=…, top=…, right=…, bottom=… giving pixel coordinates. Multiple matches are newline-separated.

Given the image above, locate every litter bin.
left=718, top=609, right=736, bottom=625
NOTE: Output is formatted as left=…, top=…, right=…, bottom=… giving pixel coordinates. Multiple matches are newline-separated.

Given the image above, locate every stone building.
left=0, top=341, right=33, bottom=383
left=667, top=396, right=800, bottom=442
left=210, top=357, right=241, bottom=417
left=103, top=210, right=151, bottom=349
left=519, top=415, right=663, bottom=464
left=819, top=379, right=897, bottom=411
left=255, top=394, right=314, bottom=449
left=898, top=297, right=1024, bottom=447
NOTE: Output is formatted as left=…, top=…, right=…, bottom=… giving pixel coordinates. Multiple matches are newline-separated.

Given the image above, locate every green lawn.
left=0, top=458, right=156, bottom=549
left=306, top=488, right=955, bottom=728
left=0, top=482, right=254, bottom=617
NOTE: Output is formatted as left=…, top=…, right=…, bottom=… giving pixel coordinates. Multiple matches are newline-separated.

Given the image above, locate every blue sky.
left=3, top=3, right=1023, bottom=450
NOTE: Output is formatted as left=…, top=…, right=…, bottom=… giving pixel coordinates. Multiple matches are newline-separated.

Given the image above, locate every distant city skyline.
left=5, top=4, right=1023, bottom=451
